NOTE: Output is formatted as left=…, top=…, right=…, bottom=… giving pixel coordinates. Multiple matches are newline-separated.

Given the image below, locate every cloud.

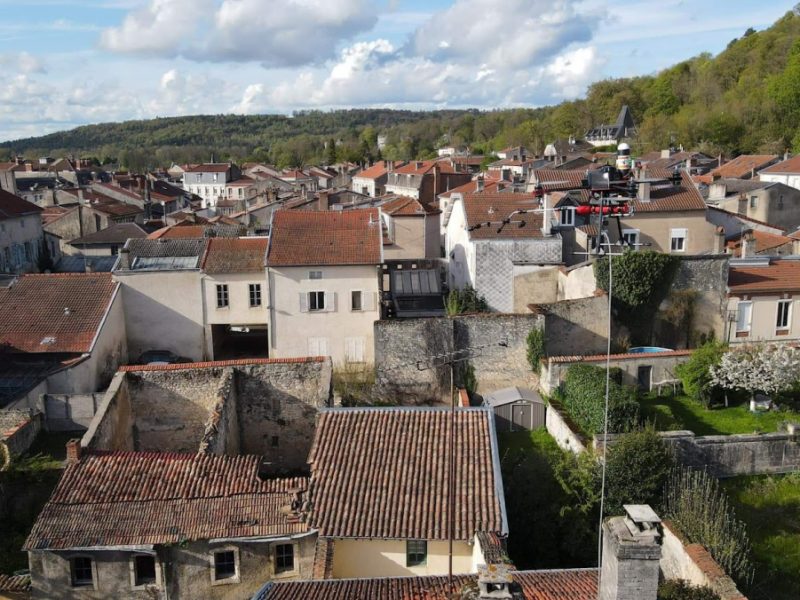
left=0, top=52, right=46, bottom=74
left=100, top=0, right=380, bottom=67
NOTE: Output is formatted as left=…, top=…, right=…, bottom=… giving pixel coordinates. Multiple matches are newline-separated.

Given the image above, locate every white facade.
left=268, top=265, right=379, bottom=365
left=203, top=273, right=268, bottom=327
left=351, top=176, right=377, bottom=197
left=759, top=171, right=800, bottom=191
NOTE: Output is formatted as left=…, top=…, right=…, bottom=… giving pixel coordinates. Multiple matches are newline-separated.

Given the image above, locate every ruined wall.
left=198, top=369, right=239, bottom=456
left=82, top=372, right=134, bottom=451
left=538, top=295, right=609, bottom=358
left=663, top=255, right=729, bottom=344
left=374, top=314, right=543, bottom=403
left=0, top=411, right=42, bottom=469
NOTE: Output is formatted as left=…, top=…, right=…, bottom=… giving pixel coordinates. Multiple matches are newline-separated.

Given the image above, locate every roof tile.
left=201, top=237, right=268, bottom=273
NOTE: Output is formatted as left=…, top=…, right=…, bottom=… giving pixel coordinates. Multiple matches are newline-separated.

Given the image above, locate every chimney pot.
left=65, top=439, right=81, bottom=465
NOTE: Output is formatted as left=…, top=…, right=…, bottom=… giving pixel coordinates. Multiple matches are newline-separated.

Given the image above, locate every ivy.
left=526, top=328, right=545, bottom=371
left=445, top=285, right=489, bottom=316
left=561, top=364, right=639, bottom=435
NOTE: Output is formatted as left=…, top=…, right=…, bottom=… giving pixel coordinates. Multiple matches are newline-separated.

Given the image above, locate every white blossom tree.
left=709, top=343, right=800, bottom=400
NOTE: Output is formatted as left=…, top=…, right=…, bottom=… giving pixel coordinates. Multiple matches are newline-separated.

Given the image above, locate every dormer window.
left=560, top=207, right=576, bottom=227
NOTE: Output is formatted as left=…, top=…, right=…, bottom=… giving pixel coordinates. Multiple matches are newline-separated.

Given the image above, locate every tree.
left=325, top=137, right=337, bottom=165
left=445, top=285, right=488, bottom=315
left=709, top=343, right=800, bottom=400
left=675, top=341, right=726, bottom=406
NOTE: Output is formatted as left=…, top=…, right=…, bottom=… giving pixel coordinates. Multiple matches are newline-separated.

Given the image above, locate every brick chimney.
left=65, top=439, right=82, bottom=465
left=476, top=175, right=485, bottom=193
left=599, top=505, right=662, bottom=600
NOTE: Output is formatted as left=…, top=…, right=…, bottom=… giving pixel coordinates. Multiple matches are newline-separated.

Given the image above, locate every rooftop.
left=0, top=189, right=42, bottom=221
left=710, top=155, right=779, bottom=179
left=461, top=193, right=544, bottom=240
left=267, top=209, right=382, bottom=267
left=760, top=154, right=800, bottom=175
left=24, top=451, right=309, bottom=550
left=201, top=237, right=268, bottom=274
left=0, top=273, right=117, bottom=353
left=121, top=238, right=207, bottom=271
left=631, top=169, right=706, bottom=212
left=69, top=222, right=149, bottom=246
left=307, top=407, right=506, bottom=540
left=353, top=160, right=403, bottom=180
left=380, top=195, right=440, bottom=216
left=729, top=259, right=800, bottom=294
left=185, top=163, right=233, bottom=173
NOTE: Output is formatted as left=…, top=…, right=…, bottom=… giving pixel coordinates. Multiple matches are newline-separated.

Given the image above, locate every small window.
left=249, top=283, right=262, bottom=307
left=560, top=206, right=575, bottom=226
left=351, top=290, right=363, bottom=311
left=749, top=195, right=758, bottom=209
left=309, top=270, right=323, bottom=280
left=670, top=228, right=687, bottom=252
left=216, top=284, right=229, bottom=308
left=71, top=556, right=94, bottom=587
left=213, top=550, right=237, bottom=581
left=275, top=544, right=294, bottom=573
left=777, top=299, right=792, bottom=330
left=134, top=555, right=156, bottom=587
left=736, top=301, right=753, bottom=333
left=622, top=229, right=639, bottom=248
left=309, top=291, right=325, bottom=311
left=271, top=435, right=279, bottom=447
left=406, top=540, right=427, bottom=567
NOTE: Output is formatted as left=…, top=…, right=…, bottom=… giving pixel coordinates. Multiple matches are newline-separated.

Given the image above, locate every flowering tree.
left=709, top=343, right=800, bottom=399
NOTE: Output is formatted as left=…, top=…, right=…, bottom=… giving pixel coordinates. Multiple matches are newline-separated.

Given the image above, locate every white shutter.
left=362, top=291, right=376, bottom=312
left=736, top=302, right=752, bottom=332
left=299, top=292, right=309, bottom=312
left=325, top=291, right=336, bottom=312
left=345, top=337, right=365, bottom=362
left=319, top=337, right=328, bottom=356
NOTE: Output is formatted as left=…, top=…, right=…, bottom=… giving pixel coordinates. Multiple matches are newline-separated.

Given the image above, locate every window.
left=71, top=556, right=94, bottom=587
left=749, top=195, right=758, bottom=209
left=351, top=290, right=363, bottom=311
left=777, top=299, right=792, bottom=330
left=308, top=337, right=328, bottom=356
left=216, top=284, right=229, bottom=308
left=309, top=291, right=325, bottom=311
left=406, top=540, right=427, bottom=567
left=239, top=188, right=243, bottom=197
left=670, top=228, right=687, bottom=252
left=249, top=284, right=262, bottom=307
left=271, top=435, right=279, bottom=447
left=345, top=337, right=365, bottom=362
left=309, top=270, right=323, bottom=280
left=275, top=544, right=294, bottom=573
left=213, top=173, right=219, bottom=182
left=622, top=229, right=639, bottom=248
left=94, top=214, right=102, bottom=231
left=560, top=206, right=575, bottom=226
left=133, top=555, right=157, bottom=587
left=212, top=550, right=237, bottom=582
left=736, top=301, right=752, bottom=333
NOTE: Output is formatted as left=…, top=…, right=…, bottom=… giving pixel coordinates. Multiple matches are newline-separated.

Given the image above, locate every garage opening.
left=211, top=324, right=269, bottom=360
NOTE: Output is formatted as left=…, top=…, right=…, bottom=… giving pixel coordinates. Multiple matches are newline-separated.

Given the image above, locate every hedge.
left=562, top=364, right=639, bottom=435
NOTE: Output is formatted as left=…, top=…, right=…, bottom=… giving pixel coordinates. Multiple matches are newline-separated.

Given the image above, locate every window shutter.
left=325, top=291, right=336, bottom=312
left=363, top=291, right=375, bottom=312
left=299, top=292, right=308, bottom=312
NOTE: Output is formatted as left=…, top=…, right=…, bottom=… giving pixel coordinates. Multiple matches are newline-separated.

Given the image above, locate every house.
left=727, top=257, right=800, bottom=343
left=351, top=160, right=404, bottom=197
left=0, top=273, right=126, bottom=409
left=0, top=189, right=44, bottom=274
left=67, top=222, right=149, bottom=256
left=444, top=192, right=562, bottom=312
left=266, top=209, right=382, bottom=365
left=708, top=179, right=800, bottom=230
left=487, top=157, right=537, bottom=182
left=706, top=154, right=779, bottom=181
left=496, top=146, right=530, bottom=160
left=379, top=195, right=441, bottom=259
left=758, top=154, right=800, bottom=191
left=201, top=237, right=269, bottom=360
left=385, top=159, right=472, bottom=204
left=585, top=105, right=637, bottom=147
left=725, top=229, right=794, bottom=258
left=25, top=448, right=316, bottom=599
left=182, top=163, right=242, bottom=209
left=304, top=407, right=507, bottom=579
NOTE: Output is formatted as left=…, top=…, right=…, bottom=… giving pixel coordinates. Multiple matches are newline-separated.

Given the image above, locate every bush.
left=658, top=580, right=721, bottom=600
left=562, top=364, right=639, bottom=435
left=445, top=285, right=488, bottom=315
left=605, top=427, right=674, bottom=515
left=675, top=341, right=726, bottom=406
left=526, top=328, right=545, bottom=371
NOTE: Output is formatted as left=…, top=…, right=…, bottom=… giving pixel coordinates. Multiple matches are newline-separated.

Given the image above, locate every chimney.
left=785, top=150, right=790, bottom=161
left=599, top=505, right=662, bottom=600
left=637, top=182, right=651, bottom=203
left=415, top=161, right=423, bottom=170
left=661, top=149, right=671, bottom=159
left=713, top=226, right=726, bottom=254
left=476, top=175, right=485, bottom=193
left=541, top=193, right=553, bottom=236
left=477, top=563, right=513, bottom=599
left=387, top=160, right=393, bottom=173
left=65, top=439, right=82, bottom=465
left=319, top=190, right=330, bottom=211
left=741, top=230, right=755, bottom=258
left=118, top=247, right=131, bottom=270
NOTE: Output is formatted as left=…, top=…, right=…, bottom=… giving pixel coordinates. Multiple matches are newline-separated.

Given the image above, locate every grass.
left=721, top=473, right=800, bottom=600
left=639, top=394, right=800, bottom=435
left=498, top=427, right=561, bottom=457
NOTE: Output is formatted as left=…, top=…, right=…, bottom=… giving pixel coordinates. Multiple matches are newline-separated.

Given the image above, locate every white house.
left=759, top=154, right=800, bottom=191
left=266, top=209, right=382, bottom=365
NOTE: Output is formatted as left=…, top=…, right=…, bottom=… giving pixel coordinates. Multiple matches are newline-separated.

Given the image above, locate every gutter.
left=485, top=406, right=509, bottom=536
left=88, top=281, right=121, bottom=353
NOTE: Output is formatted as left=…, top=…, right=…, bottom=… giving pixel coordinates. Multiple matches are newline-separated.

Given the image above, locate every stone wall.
left=512, top=265, right=560, bottom=311
left=43, top=394, right=102, bottom=432
left=198, top=369, right=239, bottom=456
left=0, top=410, right=42, bottom=469
left=536, top=295, right=609, bottom=358
left=374, top=314, right=543, bottom=403
left=82, top=372, right=134, bottom=451
left=660, top=522, right=747, bottom=600
left=545, top=401, right=586, bottom=454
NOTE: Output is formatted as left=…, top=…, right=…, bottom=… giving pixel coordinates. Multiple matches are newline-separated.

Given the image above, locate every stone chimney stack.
left=713, top=226, right=726, bottom=254
left=118, top=247, right=131, bottom=270
left=541, top=193, right=553, bottom=236
left=741, top=231, right=755, bottom=258
left=477, top=563, right=513, bottom=599
left=599, top=505, right=662, bottom=600
left=65, top=439, right=82, bottom=465
left=476, top=175, right=485, bottom=193
left=319, top=190, right=329, bottom=211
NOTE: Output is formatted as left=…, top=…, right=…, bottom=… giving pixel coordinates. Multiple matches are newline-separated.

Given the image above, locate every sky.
left=0, top=0, right=796, bottom=142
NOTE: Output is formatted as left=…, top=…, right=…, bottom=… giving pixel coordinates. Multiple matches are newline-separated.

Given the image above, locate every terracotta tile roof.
left=439, top=177, right=503, bottom=198
left=726, top=230, right=792, bottom=257
left=532, top=169, right=586, bottom=190
left=0, top=573, right=30, bottom=592
left=760, top=154, right=800, bottom=175
left=729, top=259, right=800, bottom=294
left=0, top=273, right=117, bottom=353
left=201, top=237, right=268, bottom=273
left=549, top=350, right=692, bottom=363
left=185, top=163, right=232, bottom=173
left=41, top=205, right=73, bottom=225
left=380, top=196, right=440, bottom=216
left=461, top=193, right=544, bottom=240
left=24, top=452, right=310, bottom=550
left=631, top=169, right=706, bottom=212
left=393, top=159, right=457, bottom=175
left=710, top=155, right=778, bottom=179
left=267, top=209, right=382, bottom=266
left=0, top=188, right=42, bottom=220
left=307, top=408, right=505, bottom=540
left=69, top=222, right=148, bottom=245
left=353, top=160, right=402, bottom=180
left=148, top=224, right=206, bottom=239
left=256, top=569, right=597, bottom=600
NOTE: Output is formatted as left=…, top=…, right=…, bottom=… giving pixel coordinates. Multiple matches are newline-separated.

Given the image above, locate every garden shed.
left=483, top=386, right=546, bottom=432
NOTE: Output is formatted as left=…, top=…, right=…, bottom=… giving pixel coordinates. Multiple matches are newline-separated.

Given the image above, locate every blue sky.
left=0, top=0, right=795, bottom=142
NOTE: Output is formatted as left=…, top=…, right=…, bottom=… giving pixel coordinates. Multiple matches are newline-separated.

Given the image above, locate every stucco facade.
left=727, top=294, right=800, bottom=344
left=716, top=182, right=800, bottom=231
left=383, top=213, right=440, bottom=260
left=0, top=211, right=43, bottom=274
left=268, top=265, right=380, bottom=365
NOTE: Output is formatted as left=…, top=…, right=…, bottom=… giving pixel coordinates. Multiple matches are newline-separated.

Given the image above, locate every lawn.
left=722, top=474, right=800, bottom=600
left=639, top=394, right=800, bottom=435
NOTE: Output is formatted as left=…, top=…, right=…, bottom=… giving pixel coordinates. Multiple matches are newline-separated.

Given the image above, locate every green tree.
left=325, top=137, right=337, bottom=165
left=675, top=341, right=726, bottom=406
left=658, top=580, right=721, bottom=600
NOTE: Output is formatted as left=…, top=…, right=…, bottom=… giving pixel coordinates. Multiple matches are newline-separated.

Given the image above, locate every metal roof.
left=483, top=386, right=543, bottom=408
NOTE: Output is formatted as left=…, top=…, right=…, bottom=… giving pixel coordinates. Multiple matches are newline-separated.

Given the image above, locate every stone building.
left=0, top=189, right=44, bottom=274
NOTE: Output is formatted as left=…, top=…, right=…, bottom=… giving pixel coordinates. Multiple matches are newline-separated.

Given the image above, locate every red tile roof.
left=710, top=155, right=778, bottom=179
left=185, top=163, right=232, bottom=173
left=0, top=273, right=117, bottom=353
left=0, top=573, right=30, bottom=592
left=439, top=177, right=503, bottom=198
left=307, top=408, right=505, bottom=540
left=201, top=237, right=268, bottom=273
left=461, top=193, right=544, bottom=240
left=0, top=188, right=42, bottom=220
left=257, top=569, right=597, bottom=600
left=760, top=154, right=800, bottom=175
left=381, top=196, right=440, bottom=216
left=267, top=209, right=382, bottom=266
left=24, top=451, right=309, bottom=550
left=726, top=230, right=792, bottom=257
left=549, top=350, right=692, bottom=363
left=729, top=260, right=800, bottom=294
left=631, top=169, right=706, bottom=212
left=532, top=169, right=586, bottom=190
left=393, top=159, right=458, bottom=175
left=148, top=224, right=206, bottom=239
left=353, top=160, right=403, bottom=180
